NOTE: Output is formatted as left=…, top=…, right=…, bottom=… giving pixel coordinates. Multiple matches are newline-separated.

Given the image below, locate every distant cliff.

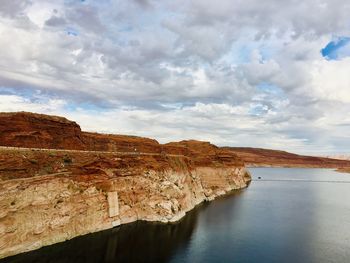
left=324, top=154, right=350, bottom=161
left=0, top=112, right=162, bottom=153
left=224, top=147, right=350, bottom=168
left=0, top=112, right=251, bottom=259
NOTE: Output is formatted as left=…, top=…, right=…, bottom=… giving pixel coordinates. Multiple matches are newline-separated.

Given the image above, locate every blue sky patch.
left=249, top=103, right=269, bottom=116
left=256, top=83, right=285, bottom=97
left=66, top=27, right=79, bottom=36
left=321, top=37, right=350, bottom=60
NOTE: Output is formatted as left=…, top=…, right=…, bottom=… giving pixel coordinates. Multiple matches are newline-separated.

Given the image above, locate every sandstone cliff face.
left=0, top=148, right=250, bottom=259
left=165, top=140, right=244, bottom=167
left=0, top=112, right=164, bottom=153
left=82, top=132, right=162, bottom=153
left=0, top=112, right=85, bottom=150
left=0, top=112, right=251, bottom=259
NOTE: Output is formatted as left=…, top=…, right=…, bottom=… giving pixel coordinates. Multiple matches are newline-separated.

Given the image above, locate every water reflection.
left=2, top=207, right=200, bottom=263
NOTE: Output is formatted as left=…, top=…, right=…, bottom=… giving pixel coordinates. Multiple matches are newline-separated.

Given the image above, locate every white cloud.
left=0, top=0, right=350, bottom=153
left=0, top=94, right=66, bottom=112
left=310, top=58, right=350, bottom=103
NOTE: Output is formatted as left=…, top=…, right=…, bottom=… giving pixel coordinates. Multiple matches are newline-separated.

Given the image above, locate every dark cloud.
left=133, top=0, right=152, bottom=8
left=45, top=15, right=67, bottom=27
left=66, top=5, right=105, bottom=33
left=0, top=0, right=31, bottom=18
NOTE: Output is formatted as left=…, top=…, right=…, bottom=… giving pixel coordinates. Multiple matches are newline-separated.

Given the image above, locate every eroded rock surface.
left=0, top=112, right=251, bottom=259
left=0, top=112, right=163, bottom=153
left=0, top=149, right=250, bottom=259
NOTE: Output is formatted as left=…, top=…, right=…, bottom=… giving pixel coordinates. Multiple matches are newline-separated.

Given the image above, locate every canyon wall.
left=0, top=148, right=250, bottom=259
left=0, top=112, right=251, bottom=259
left=0, top=112, right=164, bottom=153
left=224, top=147, right=350, bottom=168
left=0, top=112, right=86, bottom=150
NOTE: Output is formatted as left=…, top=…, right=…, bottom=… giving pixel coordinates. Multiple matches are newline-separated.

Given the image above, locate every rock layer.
left=224, top=147, right=350, bottom=168
left=0, top=112, right=251, bottom=259
left=0, top=112, right=163, bottom=153
left=0, top=148, right=250, bottom=259
left=0, top=112, right=86, bottom=150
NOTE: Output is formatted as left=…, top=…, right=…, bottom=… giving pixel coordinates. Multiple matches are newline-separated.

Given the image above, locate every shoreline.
left=335, top=167, right=350, bottom=173
left=246, top=164, right=350, bottom=170
left=0, top=156, right=251, bottom=259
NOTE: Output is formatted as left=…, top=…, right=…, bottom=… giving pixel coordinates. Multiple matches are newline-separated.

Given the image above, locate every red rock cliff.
left=0, top=112, right=85, bottom=150
left=165, top=140, right=244, bottom=167
left=0, top=112, right=251, bottom=259
left=0, top=112, right=163, bottom=153
left=224, top=147, right=350, bottom=168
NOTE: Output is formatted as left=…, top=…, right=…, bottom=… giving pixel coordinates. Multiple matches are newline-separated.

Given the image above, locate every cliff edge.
left=0, top=112, right=251, bottom=259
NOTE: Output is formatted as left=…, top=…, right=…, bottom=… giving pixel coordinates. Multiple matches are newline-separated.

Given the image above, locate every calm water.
left=3, top=168, right=350, bottom=263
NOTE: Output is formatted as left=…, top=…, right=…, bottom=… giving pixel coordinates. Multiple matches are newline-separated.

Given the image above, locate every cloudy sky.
left=0, top=0, right=350, bottom=154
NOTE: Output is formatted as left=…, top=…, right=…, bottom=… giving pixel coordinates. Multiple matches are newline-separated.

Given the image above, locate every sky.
left=0, top=0, right=350, bottom=154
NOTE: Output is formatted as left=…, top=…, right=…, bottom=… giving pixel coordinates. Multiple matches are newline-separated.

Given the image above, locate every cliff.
left=165, top=140, right=244, bottom=167
left=0, top=112, right=86, bottom=150
left=224, top=147, right=350, bottom=168
left=324, top=154, right=350, bottom=161
left=0, top=112, right=163, bottom=153
left=0, top=112, right=251, bottom=259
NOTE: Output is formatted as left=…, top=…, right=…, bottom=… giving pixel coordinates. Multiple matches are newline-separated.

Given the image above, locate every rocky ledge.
left=0, top=112, right=251, bottom=259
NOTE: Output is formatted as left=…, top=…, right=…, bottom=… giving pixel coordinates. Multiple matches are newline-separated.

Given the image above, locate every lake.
left=3, top=168, right=350, bottom=263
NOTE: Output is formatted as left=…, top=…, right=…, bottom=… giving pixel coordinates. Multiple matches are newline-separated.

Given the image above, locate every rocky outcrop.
left=4, top=209, right=200, bottom=263
left=165, top=140, right=244, bottom=167
left=224, top=147, right=350, bottom=168
left=0, top=148, right=250, bottom=259
left=0, top=112, right=251, bottom=259
left=0, top=112, right=85, bottom=150
left=0, top=112, right=164, bottom=153
left=82, top=132, right=162, bottom=153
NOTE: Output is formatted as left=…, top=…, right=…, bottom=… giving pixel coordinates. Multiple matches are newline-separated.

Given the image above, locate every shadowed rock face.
left=1, top=208, right=200, bottom=263
left=224, top=147, right=350, bottom=168
left=0, top=112, right=251, bottom=259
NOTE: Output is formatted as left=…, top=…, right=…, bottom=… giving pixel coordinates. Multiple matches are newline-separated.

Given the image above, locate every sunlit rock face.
left=0, top=112, right=163, bottom=153
left=224, top=147, right=350, bottom=168
left=0, top=112, right=251, bottom=259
